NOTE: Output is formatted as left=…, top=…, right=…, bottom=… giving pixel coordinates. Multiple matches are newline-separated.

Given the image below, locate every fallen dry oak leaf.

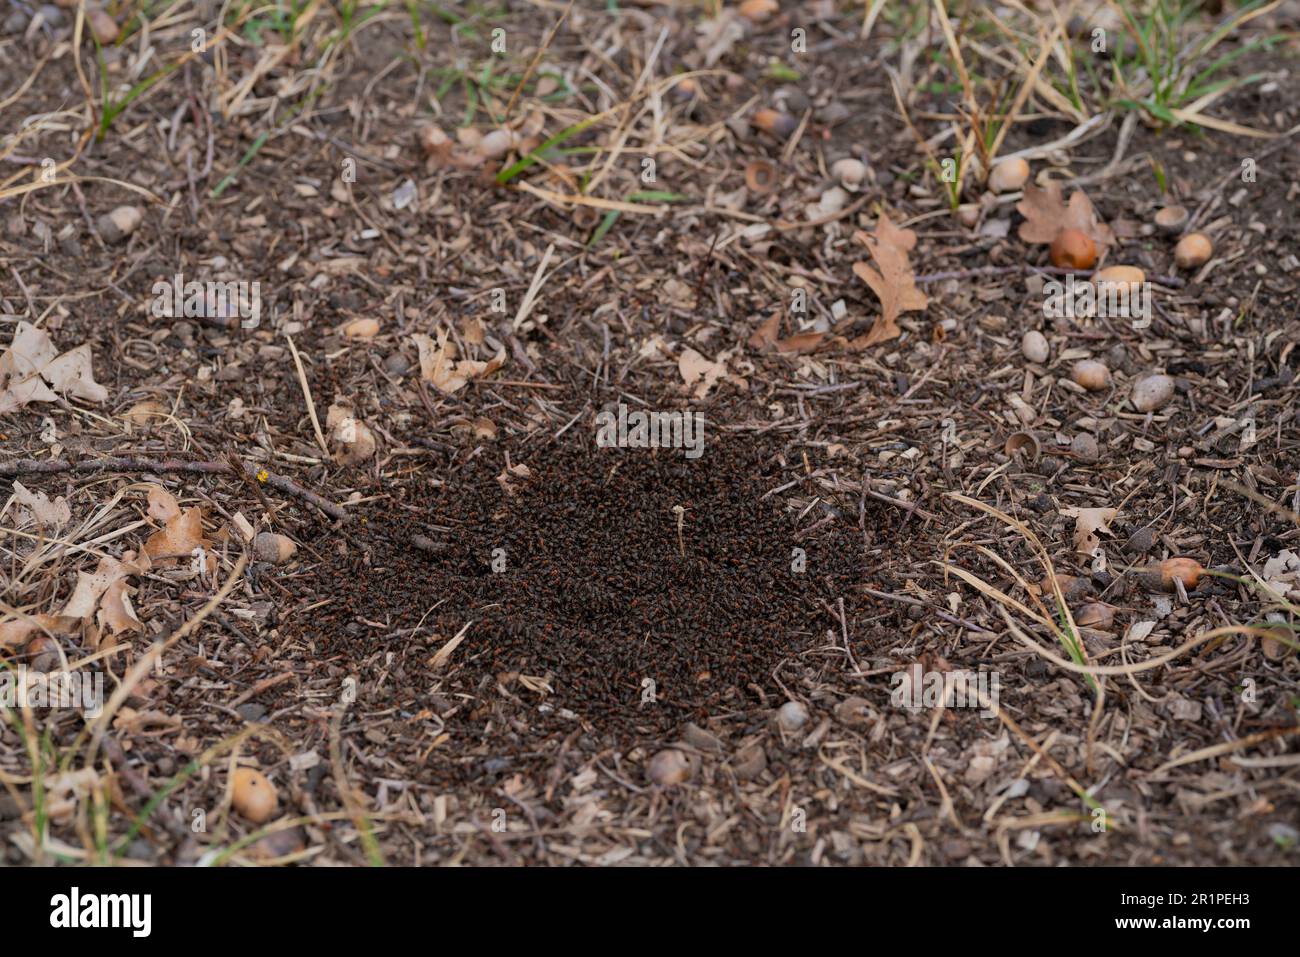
left=10, top=481, right=71, bottom=529
left=147, top=484, right=181, bottom=523
left=58, top=551, right=149, bottom=634
left=0, top=322, right=108, bottom=414
left=326, top=402, right=377, bottom=466
left=99, top=578, right=143, bottom=634
left=1060, top=506, right=1118, bottom=555
left=678, top=347, right=729, bottom=399
left=497, top=457, right=532, bottom=497
left=852, top=213, right=929, bottom=347
left=1016, top=182, right=1115, bottom=253
left=748, top=312, right=781, bottom=350
left=776, top=331, right=833, bottom=355
left=144, top=505, right=210, bottom=560
left=412, top=329, right=507, bottom=394
left=0, top=614, right=74, bottom=651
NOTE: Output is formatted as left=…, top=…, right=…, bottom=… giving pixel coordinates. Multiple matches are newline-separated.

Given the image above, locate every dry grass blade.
left=511, top=243, right=557, bottom=332
left=428, top=620, right=472, bottom=671
left=1147, top=726, right=1300, bottom=778
left=285, top=334, right=330, bottom=456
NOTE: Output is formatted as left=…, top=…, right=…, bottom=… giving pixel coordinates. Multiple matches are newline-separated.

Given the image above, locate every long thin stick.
left=0, top=456, right=347, bottom=521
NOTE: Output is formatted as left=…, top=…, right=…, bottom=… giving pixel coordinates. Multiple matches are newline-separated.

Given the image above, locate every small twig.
left=864, top=488, right=941, bottom=522
left=0, top=456, right=347, bottom=521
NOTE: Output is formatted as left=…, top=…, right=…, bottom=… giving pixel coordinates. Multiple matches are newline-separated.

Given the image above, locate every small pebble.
left=35, top=5, right=65, bottom=28
left=834, top=696, right=872, bottom=727
left=1132, top=373, right=1175, bottom=412
left=1070, top=433, right=1099, bottom=463
left=776, top=700, right=809, bottom=732
left=97, top=205, right=142, bottom=243
left=646, top=748, right=691, bottom=786
left=87, top=8, right=118, bottom=43
left=1021, top=330, right=1049, bottom=364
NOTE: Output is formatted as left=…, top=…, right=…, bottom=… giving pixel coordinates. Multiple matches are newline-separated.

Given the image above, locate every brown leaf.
left=11, top=481, right=71, bottom=529
left=497, top=459, right=532, bottom=497
left=146, top=485, right=180, bottom=523
left=144, top=506, right=209, bottom=560
left=775, top=331, right=829, bottom=354
left=748, top=313, right=781, bottom=350
left=413, top=329, right=506, bottom=394
left=99, top=579, right=143, bottom=634
left=1060, top=506, right=1118, bottom=555
left=852, top=213, right=929, bottom=346
left=0, top=614, right=70, bottom=651
left=58, top=554, right=145, bottom=620
left=1016, top=182, right=1115, bottom=251
left=678, top=348, right=728, bottom=399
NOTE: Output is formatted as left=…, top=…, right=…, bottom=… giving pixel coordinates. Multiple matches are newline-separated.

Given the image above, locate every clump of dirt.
left=298, top=431, right=878, bottom=738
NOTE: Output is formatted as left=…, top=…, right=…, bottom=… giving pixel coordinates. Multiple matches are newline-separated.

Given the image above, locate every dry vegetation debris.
left=1, top=0, right=1299, bottom=867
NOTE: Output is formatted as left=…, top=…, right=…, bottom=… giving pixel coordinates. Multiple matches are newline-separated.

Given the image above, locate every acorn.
left=97, top=205, right=142, bottom=244
left=253, top=532, right=298, bottom=565
left=231, top=768, right=278, bottom=823
left=671, top=77, right=699, bottom=101
left=1137, top=557, right=1205, bottom=592
left=752, top=108, right=798, bottom=139
left=830, top=157, right=868, bottom=192
left=1174, top=232, right=1212, bottom=270
left=739, top=0, right=779, bottom=22
left=988, top=157, right=1030, bottom=193
left=572, top=204, right=601, bottom=230
left=1093, top=265, right=1145, bottom=290
left=1076, top=601, right=1115, bottom=629
left=1070, top=359, right=1111, bottom=391
left=744, top=158, right=778, bottom=194
left=646, top=749, right=692, bottom=786
left=1004, top=431, right=1040, bottom=462
left=1154, top=205, right=1189, bottom=235
left=1050, top=228, right=1097, bottom=269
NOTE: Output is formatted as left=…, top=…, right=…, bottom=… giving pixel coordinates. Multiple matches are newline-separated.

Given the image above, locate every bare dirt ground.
left=2, top=0, right=1299, bottom=866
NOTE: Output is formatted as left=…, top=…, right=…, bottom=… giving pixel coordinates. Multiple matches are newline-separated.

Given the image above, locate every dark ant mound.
left=302, top=432, right=879, bottom=736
